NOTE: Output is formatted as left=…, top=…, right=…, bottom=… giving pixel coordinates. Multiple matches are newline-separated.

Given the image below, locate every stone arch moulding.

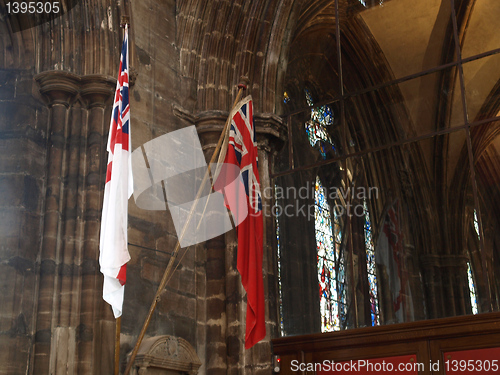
left=129, top=335, right=202, bottom=375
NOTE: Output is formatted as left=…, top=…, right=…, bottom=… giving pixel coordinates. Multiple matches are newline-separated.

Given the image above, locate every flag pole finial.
left=121, top=15, right=131, bottom=28
left=238, top=76, right=250, bottom=90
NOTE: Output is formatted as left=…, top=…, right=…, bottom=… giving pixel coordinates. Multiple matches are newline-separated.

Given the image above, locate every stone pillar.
left=205, top=236, right=227, bottom=375
left=420, top=255, right=443, bottom=319
left=33, top=72, right=116, bottom=375
left=350, top=213, right=369, bottom=328
left=275, top=170, right=319, bottom=336
left=443, top=264, right=458, bottom=318
left=441, top=255, right=469, bottom=318
left=420, top=254, right=470, bottom=320
left=33, top=71, right=80, bottom=374
left=405, top=245, right=426, bottom=322
left=80, top=75, right=116, bottom=375
left=196, top=113, right=229, bottom=375
left=225, top=229, right=240, bottom=375
left=0, top=69, right=48, bottom=375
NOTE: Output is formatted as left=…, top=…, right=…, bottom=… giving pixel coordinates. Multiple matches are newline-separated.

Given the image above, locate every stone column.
left=420, top=255, right=443, bottom=319
left=33, top=71, right=80, bottom=374
left=350, top=213, right=369, bottom=328
left=33, top=72, right=116, bottom=375
left=420, top=254, right=470, bottom=320
left=405, top=244, right=426, bottom=322
left=275, top=170, right=319, bottom=336
left=79, top=75, right=116, bottom=374
left=441, top=255, right=469, bottom=318
left=196, top=113, right=229, bottom=375
left=0, top=69, right=48, bottom=375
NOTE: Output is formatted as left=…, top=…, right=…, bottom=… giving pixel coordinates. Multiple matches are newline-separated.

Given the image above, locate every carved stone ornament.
left=130, top=335, right=202, bottom=375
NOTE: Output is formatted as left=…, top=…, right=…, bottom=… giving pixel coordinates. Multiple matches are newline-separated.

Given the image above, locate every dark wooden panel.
left=272, top=312, right=500, bottom=375
left=429, top=334, right=500, bottom=375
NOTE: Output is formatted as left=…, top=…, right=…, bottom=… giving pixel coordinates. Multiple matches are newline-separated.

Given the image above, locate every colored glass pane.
left=311, top=104, right=334, bottom=126
left=473, top=209, right=480, bottom=239
left=305, top=88, right=314, bottom=106
left=304, top=89, right=335, bottom=159
left=315, top=176, right=345, bottom=331
left=275, top=186, right=285, bottom=335
left=283, top=91, right=290, bottom=104
left=467, top=262, right=478, bottom=315
left=364, top=199, right=380, bottom=326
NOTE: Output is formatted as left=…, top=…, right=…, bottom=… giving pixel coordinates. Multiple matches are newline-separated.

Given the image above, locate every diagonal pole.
left=123, top=77, right=249, bottom=375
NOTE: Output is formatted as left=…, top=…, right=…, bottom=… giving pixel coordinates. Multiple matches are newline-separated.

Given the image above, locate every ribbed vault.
left=0, top=0, right=123, bottom=75
left=176, top=0, right=296, bottom=114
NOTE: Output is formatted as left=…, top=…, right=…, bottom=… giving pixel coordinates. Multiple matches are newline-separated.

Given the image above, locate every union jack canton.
left=227, top=97, right=262, bottom=215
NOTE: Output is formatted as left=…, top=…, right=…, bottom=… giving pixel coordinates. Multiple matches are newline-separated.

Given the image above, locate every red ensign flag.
left=215, top=96, right=266, bottom=349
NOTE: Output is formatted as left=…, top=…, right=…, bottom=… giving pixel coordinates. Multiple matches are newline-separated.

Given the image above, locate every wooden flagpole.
left=115, top=316, right=122, bottom=375
left=123, top=77, right=249, bottom=375
left=113, top=16, right=131, bottom=375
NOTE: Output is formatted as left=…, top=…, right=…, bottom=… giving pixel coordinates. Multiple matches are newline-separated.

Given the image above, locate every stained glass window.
left=358, top=0, right=384, bottom=6
left=468, top=209, right=480, bottom=315
left=315, top=176, right=345, bottom=331
left=275, top=186, right=285, bottom=335
left=473, top=209, right=480, bottom=239
left=467, top=261, right=478, bottom=315
left=304, top=89, right=335, bottom=159
left=283, top=91, right=290, bottom=104
left=363, top=199, right=379, bottom=326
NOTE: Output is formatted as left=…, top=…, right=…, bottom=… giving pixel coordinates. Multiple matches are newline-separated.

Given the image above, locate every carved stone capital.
left=173, top=105, right=287, bottom=154
left=35, top=71, right=131, bottom=109
left=80, top=75, right=116, bottom=108
left=34, top=71, right=80, bottom=107
left=254, top=112, right=286, bottom=143
left=193, top=110, right=228, bottom=149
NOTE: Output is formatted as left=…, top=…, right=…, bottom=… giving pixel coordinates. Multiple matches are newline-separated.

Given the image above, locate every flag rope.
left=123, top=77, right=249, bottom=375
